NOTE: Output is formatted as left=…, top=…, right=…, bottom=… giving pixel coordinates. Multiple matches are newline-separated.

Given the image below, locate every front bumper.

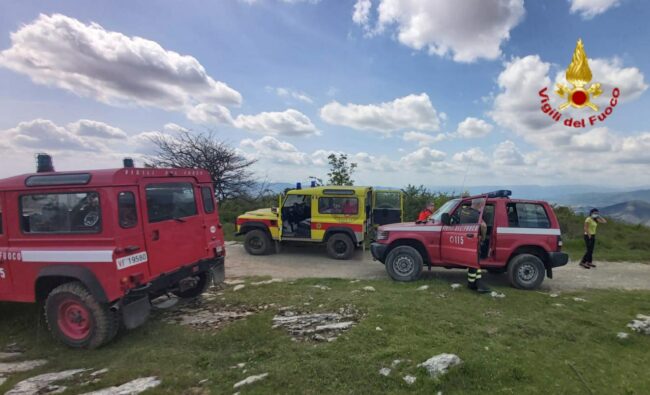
left=370, top=242, right=388, bottom=263
left=549, top=252, right=569, bottom=268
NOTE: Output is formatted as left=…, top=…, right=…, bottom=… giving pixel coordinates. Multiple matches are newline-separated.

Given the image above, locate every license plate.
left=116, top=252, right=148, bottom=270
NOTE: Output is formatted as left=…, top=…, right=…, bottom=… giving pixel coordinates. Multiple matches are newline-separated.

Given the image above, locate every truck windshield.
left=431, top=199, right=460, bottom=222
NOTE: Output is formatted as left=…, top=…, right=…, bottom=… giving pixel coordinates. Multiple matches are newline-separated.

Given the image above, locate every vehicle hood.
left=379, top=221, right=441, bottom=231
left=238, top=208, right=278, bottom=220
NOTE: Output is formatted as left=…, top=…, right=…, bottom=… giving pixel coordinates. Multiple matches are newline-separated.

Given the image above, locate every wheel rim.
left=57, top=300, right=91, bottom=340
left=393, top=254, right=415, bottom=276
left=333, top=240, right=348, bottom=255
left=517, top=262, right=538, bottom=285
left=249, top=236, right=263, bottom=250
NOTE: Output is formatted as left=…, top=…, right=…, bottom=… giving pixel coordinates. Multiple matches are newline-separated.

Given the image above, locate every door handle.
left=466, top=233, right=475, bottom=238
left=125, top=245, right=140, bottom=253
left=152, top=230, right=160, bottom=241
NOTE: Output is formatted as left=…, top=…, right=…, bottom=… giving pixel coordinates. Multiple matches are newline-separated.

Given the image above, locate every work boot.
left=467, top=280, right=477, bottom=290
left=474, top=278, right=492, bottom=294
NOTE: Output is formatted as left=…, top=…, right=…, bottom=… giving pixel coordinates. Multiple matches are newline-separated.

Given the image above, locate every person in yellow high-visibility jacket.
left=580, top=208, right=607, bottom=269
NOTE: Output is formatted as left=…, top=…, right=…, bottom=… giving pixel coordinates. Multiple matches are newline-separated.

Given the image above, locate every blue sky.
left=0, top=0, right=649, bottom=188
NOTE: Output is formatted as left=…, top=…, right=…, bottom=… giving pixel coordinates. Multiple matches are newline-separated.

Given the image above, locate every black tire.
left=244, top=229, right=272, bottom=255
left=326, top=233, right=355, bottom=260
left=45, top=281, right=118, bottom=349
left=385, top=246, right=423, bottom=282
left=507, top=254, right=545, bottom=290
left=173, top=271, right=212, bottom=298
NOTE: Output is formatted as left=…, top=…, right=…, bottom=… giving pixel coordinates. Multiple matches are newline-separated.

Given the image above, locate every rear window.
left=118, top=191, right=138, bottom=229
left=146, top=183, right=197, bottom=223
left=201, top=187, right=215, bottom=214
left=375, top=191, right=400, bottom=209
left=507, top=203, right=550, bottom=228
left=20, top=192, right=101, bottom=234
left=319, top=197, right=358, bottom=215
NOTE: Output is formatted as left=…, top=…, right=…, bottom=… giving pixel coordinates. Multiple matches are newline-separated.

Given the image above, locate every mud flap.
left=211, top=262, right=225, bottom=284
left=122, top=296, right=151, bottom=330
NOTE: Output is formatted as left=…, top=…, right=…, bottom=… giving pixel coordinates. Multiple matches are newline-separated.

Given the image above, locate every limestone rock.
left=0, top=360, right=48, bottom=374
left=627, top=314, right=650, bottom=335
left=80, top=376, right=161, bottom=395
left=403, top=375, right=416, bottom=385
left=6, top=369, right=86, bottom=395
left=418, top=354, right=462, bottom=378
left=362, top=286, right=376, bottom=292
left=379, top=368, right=391, bottom=377
left=233, top=373, right=268, bottom=389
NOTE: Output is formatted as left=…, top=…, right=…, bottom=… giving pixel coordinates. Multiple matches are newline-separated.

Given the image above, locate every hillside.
left=600, top=200, right=650, bottom=226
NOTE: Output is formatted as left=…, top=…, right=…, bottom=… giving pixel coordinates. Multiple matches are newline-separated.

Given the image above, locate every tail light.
left=557, top=235, right=563, bottom=251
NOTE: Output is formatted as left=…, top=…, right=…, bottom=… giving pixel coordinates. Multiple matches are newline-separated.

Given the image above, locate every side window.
left=146, top=183, right=198, bottom=223
left=0, top=199, right=3, bottom=235
left=201, top=187, right=215, bottom=214
left=20, top=192, right=101, bottom=234
left=118, top=192, right=138, bottom=229
left=482, top=205, right=495, bottom=227
left=450, top=198, right=485, bottom=225
left=318, top=197, right=358, bottom=215
left=507, top=203, right=550, bottom=228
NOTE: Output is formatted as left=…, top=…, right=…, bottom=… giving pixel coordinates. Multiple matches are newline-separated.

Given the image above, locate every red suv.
left=370, top=190, right=568, bottom=290
left=0, top=156, right=225, bottom=348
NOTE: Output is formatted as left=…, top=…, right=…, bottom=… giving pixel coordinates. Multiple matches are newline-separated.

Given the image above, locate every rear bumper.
left=549, top=252, right=569, bottom=268
left=121, top=256, right=225, bottom=329
left=370, top=242, right=388, bottom=263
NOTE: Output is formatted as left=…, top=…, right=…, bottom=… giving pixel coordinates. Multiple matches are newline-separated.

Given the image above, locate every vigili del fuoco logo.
left=539, top=39, right=620, bottom=128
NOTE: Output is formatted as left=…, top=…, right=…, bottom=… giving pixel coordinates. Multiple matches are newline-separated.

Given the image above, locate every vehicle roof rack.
left=486, top=190, right=512, bottom=198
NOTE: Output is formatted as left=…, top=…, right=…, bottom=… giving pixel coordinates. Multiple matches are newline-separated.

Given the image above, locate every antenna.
left=459, top=162, right=470, bottom=197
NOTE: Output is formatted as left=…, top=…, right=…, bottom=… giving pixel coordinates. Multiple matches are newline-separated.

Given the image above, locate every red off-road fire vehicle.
left=370, top=190, right=569, bottom=290
left=0, top=156, right=225, bottom=348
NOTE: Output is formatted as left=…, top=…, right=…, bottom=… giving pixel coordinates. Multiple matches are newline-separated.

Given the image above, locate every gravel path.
left=225, top=243, right=650, bottom=292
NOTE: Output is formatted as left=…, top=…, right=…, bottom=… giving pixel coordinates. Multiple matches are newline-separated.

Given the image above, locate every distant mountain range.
left=600, top=201, right=650, bottom=227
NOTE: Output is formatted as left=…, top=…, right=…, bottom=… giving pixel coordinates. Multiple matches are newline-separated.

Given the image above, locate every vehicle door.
left=0, top=193, right=12, bottom=295
left=279, top=193, right=312, bottom=239
left=372, top=190, right=403, bottom=226
left=141, top=179, right=206, bottom=276
left=112, top=188, right=149, bottom=275
left=440, top=197, right=486, bottom=267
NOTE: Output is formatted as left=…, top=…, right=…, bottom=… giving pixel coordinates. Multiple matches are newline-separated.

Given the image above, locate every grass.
left=1, top=278, right=649, bottom=394
left=555, top=206, right=650, bottom=263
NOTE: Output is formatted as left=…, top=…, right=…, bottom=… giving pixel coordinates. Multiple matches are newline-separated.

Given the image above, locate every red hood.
left=379, top=221, right=441, bottom=231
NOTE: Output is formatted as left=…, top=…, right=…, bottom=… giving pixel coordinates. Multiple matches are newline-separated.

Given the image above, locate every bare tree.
left=146, top=131, right=256, bottom=200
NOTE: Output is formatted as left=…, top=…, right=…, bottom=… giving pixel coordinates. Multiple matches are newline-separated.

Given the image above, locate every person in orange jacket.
left=417, top=202, right=435, bottom=223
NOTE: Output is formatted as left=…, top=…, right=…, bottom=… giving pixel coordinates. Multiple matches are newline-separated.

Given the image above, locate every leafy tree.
left=327, top=153, right=357, bottom=186
left=401, top=184, right=454, bottom=221
left=146, top=131, right=256, bottom=200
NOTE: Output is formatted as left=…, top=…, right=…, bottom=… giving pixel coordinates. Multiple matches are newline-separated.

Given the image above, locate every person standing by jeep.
left=417, top=202, right=435, bottom=223
left=580, top=208, right=607, bottom=269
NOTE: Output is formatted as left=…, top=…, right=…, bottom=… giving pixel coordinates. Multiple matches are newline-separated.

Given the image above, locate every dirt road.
left=225, top=242, right=650, bottom=292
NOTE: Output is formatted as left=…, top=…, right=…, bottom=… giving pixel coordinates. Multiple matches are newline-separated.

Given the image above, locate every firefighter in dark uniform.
left=458, top=200, right=490, bottom=293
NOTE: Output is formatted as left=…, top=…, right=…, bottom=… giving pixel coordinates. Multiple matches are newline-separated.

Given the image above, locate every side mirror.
left=441, top=213, right=451, bottom=226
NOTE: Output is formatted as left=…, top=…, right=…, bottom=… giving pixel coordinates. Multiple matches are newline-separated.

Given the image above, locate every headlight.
left=377, top=230, right=390, bottom=240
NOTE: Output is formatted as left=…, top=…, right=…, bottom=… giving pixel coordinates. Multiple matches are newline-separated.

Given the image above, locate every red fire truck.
left=0, top=155, right=225, bottom=348
left=370, top=191, right=568, bottom=289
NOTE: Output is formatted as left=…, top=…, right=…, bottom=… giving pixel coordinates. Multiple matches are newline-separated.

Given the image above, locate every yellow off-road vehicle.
left=236, top=185, right=403, bottom=259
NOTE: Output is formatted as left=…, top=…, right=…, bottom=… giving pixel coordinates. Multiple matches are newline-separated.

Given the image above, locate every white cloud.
left=234, top=109, right=319, bottom=136
left=452, top=147, right=489, bottom=165
left=569, top=0, right=621, bottom=19
left=68, top=119, right=127, bottom=140
left=402, top=131, right=448, bottom=146
left=269, top=86, right=313, bottom=103
left=618, top=133, right=650, bottom=163
left=355, top=0, right=525, bottom=62
left=399, top=147, right=446, bottom=168
left=493, top=140, right=525, bottom=165
left=240, top=136, right=310, bottom=165
left=353, top=0, right=372, bottom=27
left=2, top=119, right=92, bottom=151
left=187, top=103, right=234, bottom=125
left=320, top=93, right=442, bottom=135
left=456, top=117, right=494, bottom=138
left=0, top=14, right=242, bottom=120
left=569, top=127, right=616, bottom=152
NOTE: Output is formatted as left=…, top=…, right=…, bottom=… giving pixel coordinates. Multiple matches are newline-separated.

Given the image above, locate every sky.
left=0, top=0, right=649, bottom=189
